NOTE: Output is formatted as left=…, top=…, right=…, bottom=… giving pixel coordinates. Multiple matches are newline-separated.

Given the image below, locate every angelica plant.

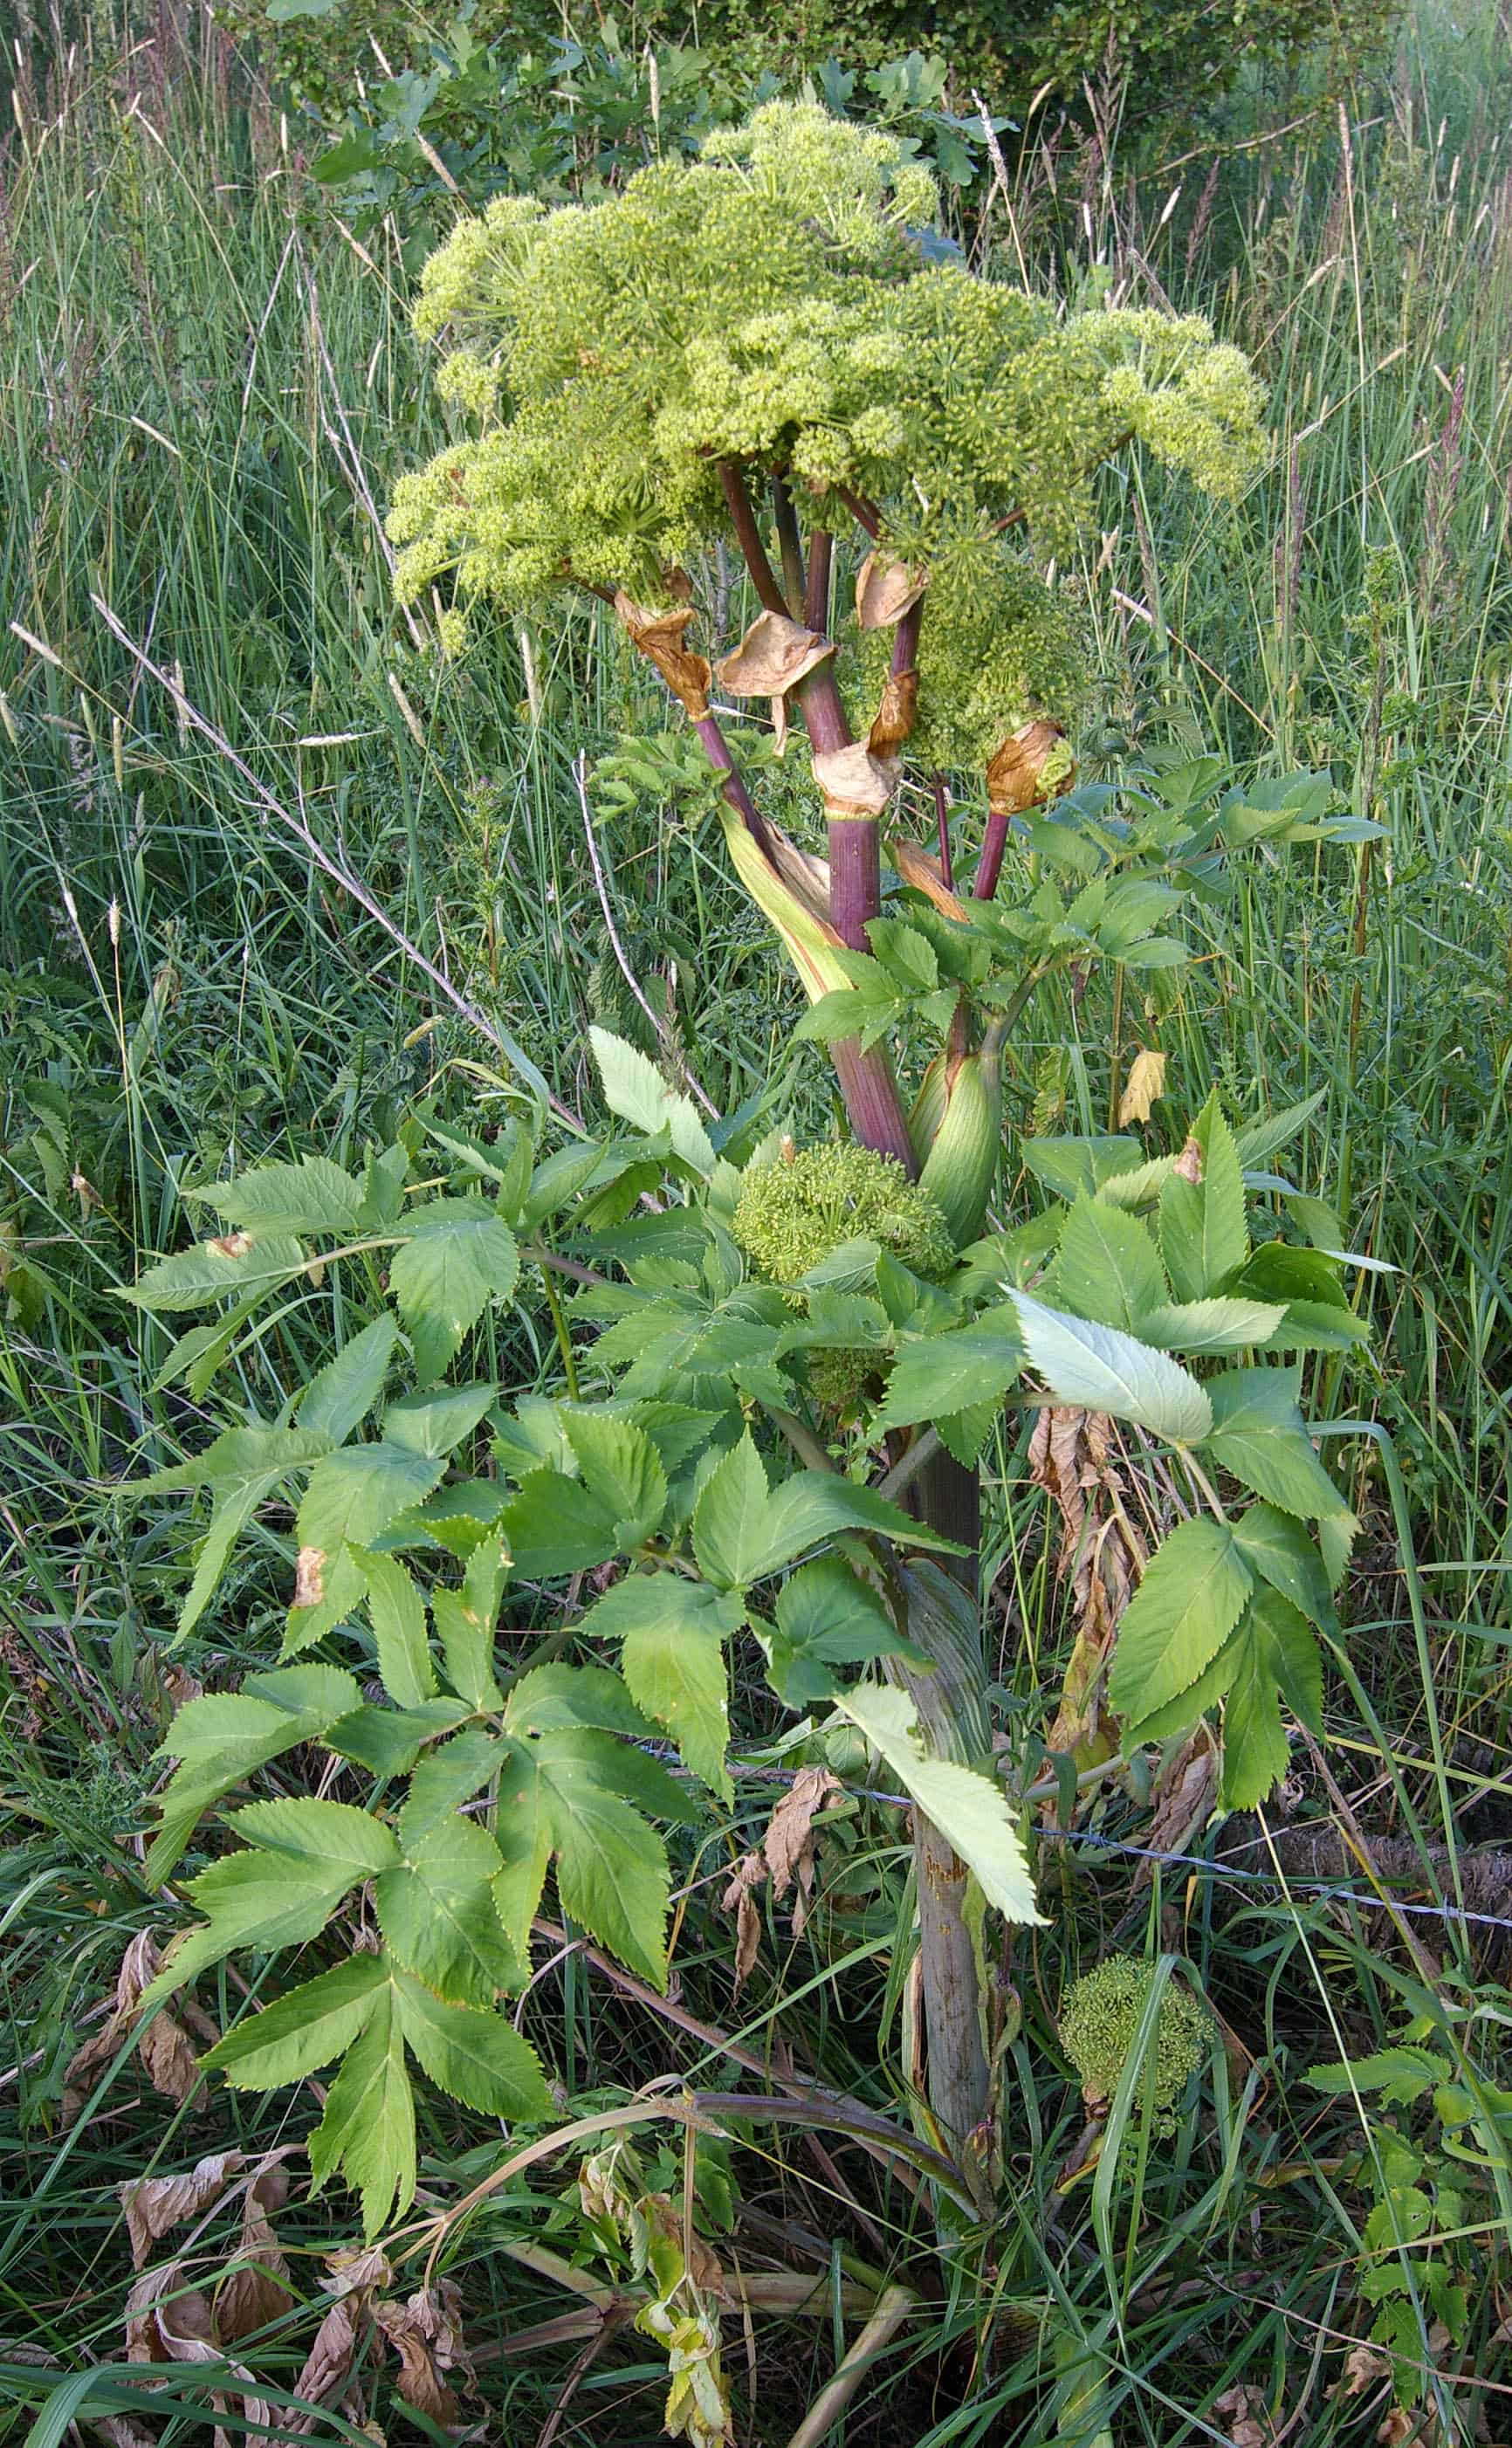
left=381, top=100, right=1366, bottom=2170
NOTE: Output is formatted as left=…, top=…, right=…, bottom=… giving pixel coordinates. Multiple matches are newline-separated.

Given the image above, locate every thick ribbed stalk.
left=890, top=1558, right=993, bottom=2190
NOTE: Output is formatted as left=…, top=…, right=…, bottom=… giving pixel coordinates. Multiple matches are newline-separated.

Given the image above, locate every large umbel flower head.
left=388, top=102, right=1266, bottom=767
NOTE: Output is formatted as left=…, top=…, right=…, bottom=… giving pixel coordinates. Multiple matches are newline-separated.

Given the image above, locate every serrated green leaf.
left=228, top=1795, right=401, bottom=1875
left=307, top=1970, right=415, bottom=2238
left=1305, top=2048, right=1440, bottom=2103
left=402, top=1730, right=504, bottom=1840
left=562, top=1412, right=668, bottom=1547
left=492, top=1730, right=672, bottom=1989
left=357, top=1549, right=436, bottom=1709
left=296, top=1317, right=400, bottom=1443
left=600, top=1579, right=736, bottom=1802
left=875, top=1308, right=1021, bottom=1435
left=504, top=1661, right=657, bottom=1738
left=120, top=1230, right=310, bottom=1314
left=137, top=1422, right=332, bottom=1500
left=1054, top=1198, right=1167, bottom=1333
left=190, top=1154, right=368, bottom=1235
left=204, top=1953, right=388, bottom=2089
left=392, top=1963, right=550, bottom=2116
left=324, top=1699, right=471, bottom=1778
left=589, top=1027, right=715, bottom=1177
left=297, top=1445, right=446, bottom=1563
left=389, top=1201, right=519, bottom=1383
left=1010, top=1291, right=1212, bottom=1443
left=1217, top=1581, right=1327, bottom=1808
left=146, top=1665, right=362, bottom=1883
left=1158, top=1092, right=1248, bottom=1302
left=1134, top=1296, right=1285, bottom=1356
left=497, top=1468, right=621, bottom=1578
left=1022, top=1135, right=1142, bottom=1201
left=1109, top=1517, right=1254, bottom=1729
left=753, top=1472, right=965, bottom=1578
left=1232, top=1502, right=1339, bottom=1636
left=766, top=1553, right=915, bottom=1706
left=430, top=1585, right=505, bottom=1713
left=376, top=1810, right=519, bottom=2004
left=839, top=1685, right=1045, bottom=1925
left=1203, top=1367, right=1354, bottom=1525
left=384, top=1384, right=496, bottom=1459
left=144, top=1849, right=361, bottom=2007
left=691, top=1433, right=771, bottom=1588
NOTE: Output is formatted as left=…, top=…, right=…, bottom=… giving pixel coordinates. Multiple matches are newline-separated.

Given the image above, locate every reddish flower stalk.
left=718, top=461, right=787, bottom=616
left=973, top=809, right=1011, bottom=900
left=692, top=712, right=773, bottom=859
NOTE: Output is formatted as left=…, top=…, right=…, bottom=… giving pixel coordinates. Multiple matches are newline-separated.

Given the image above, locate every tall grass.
left=2, top=6, right=1510, bottom=2442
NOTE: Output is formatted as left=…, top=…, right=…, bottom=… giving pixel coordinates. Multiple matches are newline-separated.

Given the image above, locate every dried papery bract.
left=977, top=719, right=1074, bottom=900
left=615, top=592, right=712, bottom=720
left=855, top=551, right=926, bottom=630
left=716, top=609, right=834, bottom=698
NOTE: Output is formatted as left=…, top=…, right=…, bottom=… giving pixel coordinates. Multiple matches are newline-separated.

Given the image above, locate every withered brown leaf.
left=716, top=609, right=834, bottom=699
left=614, top=592, right=712, bottom=719
left=986, top=719, right=1069, bottom=816
left=854, top=552, right=926, bottom=629
left=1118, top=1047, right=1167, bottom=1128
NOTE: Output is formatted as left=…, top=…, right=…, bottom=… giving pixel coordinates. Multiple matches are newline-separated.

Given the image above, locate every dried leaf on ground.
left=120, top=2150, right=250, bottom=2272
left=64, top=1930, right=214, bottom=2128
left=1213, top=2383, right=1272, bottom=2447
left=375, top=2281, right=475, bottom=2432
left=1328, top=2342, right=1392, bottom=2398
left=1118, top=1047, right=1167, bottom=1126
left=216, top=2159, right=295, bottom=2343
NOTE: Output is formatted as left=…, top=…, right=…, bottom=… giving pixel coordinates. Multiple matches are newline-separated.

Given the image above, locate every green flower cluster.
left=1059, top=1956, right=1208, bottom=2131
left=388, top=100, right=1268, bottom=684
left=733, top=1143, right=955, bottom=1285
left=734, top=1143, right=954, bottom=1412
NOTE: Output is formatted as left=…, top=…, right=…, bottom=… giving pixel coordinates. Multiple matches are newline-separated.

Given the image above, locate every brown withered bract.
left=867, top=665, right=918, bottom=755
left=986, top=717, right=1070, bottom=815
left=613, top=590, right=712, bottom=719
left=812, top=739, right=899, bottom=817
left=854, top=549, right=927, bottom=629
left=715, top=607, right=834, bottom=698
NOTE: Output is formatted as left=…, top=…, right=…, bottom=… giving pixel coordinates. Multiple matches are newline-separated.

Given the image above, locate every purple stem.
left=829, top=1040, right=918, bottom=1174
left=718, top=461, right=787, bottom=617
left=974, top=810, right=1012, bottom=902
left=693, top=712, right=773, bottom=859
left=891, top=600, right=922, bottom=684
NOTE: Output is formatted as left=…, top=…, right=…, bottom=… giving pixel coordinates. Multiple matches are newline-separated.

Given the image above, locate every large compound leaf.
left=492, top=1730, right=673, bottom=1989
left=204, top=1953, right=388, bottom=2090
left=392, top=1963, right=551, bottom=2117
left=589, top=1026, right=715, bottom=1178
left=376, top=1807, right=521, bottom=2005
left=1158, top=1090, right=1248, bottom=1302
left=1202, top=1366, right=1355, bottom=1526
left=591, top=1575, right=739, bottom=1802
